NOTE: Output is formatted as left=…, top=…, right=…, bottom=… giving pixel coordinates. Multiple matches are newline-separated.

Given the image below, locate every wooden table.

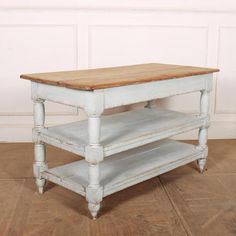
left=21, top=63, right=219, bottom=219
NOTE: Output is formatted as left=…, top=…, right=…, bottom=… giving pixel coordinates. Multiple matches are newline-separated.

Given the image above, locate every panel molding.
left=0, top=10, right=235, bottom=141
left=0, top=23, right=78, bottom=116
left=88, top=24, right=209, bottom=67
left=215, top=26, right=236, bottom=115
left=1, top=0, right=236, bottom=13
left=87, top=24, right=209, bottom=114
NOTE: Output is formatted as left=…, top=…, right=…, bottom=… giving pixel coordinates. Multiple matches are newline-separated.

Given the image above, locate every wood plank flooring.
left=1, top=140, right=236, bottom=236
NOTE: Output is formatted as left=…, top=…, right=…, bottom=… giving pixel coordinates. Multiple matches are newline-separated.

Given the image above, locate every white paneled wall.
left=0, top=1, right=235, bottom=141
left=216, top=27, right=236, bottom=114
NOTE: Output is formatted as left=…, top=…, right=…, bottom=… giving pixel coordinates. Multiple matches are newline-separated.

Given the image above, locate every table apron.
left=31, top=74, right=213, bottom=112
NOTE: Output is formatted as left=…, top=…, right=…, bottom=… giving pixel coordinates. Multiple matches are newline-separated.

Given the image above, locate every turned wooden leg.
left=34, top=142, right=47, bottom=194
left=33, top=99, right=47, bottom=194
left=87, top=163, right=103, bottom=219
left=197, top=90, right=210, bottom=173
left=85, top=116, right=103, bottom=219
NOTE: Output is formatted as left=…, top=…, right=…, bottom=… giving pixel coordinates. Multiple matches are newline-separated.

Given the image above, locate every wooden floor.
left=1, top=140, right=236, bottom=236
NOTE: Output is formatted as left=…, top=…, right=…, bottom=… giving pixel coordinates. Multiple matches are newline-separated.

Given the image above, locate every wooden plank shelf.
left=41, top=139, right=202, bottom=197
left=38, top=108, right=205, bottom=157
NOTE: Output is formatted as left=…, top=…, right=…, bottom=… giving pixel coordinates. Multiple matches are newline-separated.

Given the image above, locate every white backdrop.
left=0, top=0, right=236, bottom=141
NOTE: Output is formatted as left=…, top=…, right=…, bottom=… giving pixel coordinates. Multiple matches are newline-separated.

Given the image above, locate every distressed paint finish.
left=85, top=105, right=104, bottom=219
left=197, top=90, right=210, bottom=172
left=37, top=108, right=206, bottom=157
left=33, top=99, right=48, bottom=194
left=31, top=74, right=211, bottom=109
left=41, top=140, right=204, bottom=198
left=29, top=71, right=216, bottom=219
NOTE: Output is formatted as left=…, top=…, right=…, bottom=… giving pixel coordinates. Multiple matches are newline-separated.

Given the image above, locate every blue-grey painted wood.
left=31, top=74, right=212, bottom=110
left=41, top=139, right=202, bottom=198
left=30, top=72, right=215, bottom=219
left=36, top=108, right=205, bottom=157
left=33, top=99, right=47, bottom=194
left=197, top=90, right=210, bottom=172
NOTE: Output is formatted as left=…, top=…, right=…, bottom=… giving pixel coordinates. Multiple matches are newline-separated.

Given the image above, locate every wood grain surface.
left=20, top=63, right=219, bottom=90
left=1, top=140, right=236, bottom=236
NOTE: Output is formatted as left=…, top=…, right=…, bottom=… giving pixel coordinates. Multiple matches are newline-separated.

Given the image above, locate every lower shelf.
left=42, top=139, right=203, bottom=197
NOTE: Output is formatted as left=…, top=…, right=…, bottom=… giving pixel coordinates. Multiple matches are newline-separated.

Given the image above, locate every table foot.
left=197, top=158, right=206, bottom=173
left=36, top=178, right=45, bottom=194
left=88, top=203, right=100, bottom=220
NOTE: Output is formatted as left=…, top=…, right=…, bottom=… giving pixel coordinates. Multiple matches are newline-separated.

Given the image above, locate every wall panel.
left=0, top=25, right=77, bottom=115
left=0, top=5, right=235, bottom=141
left=89, top=25, right=208, bottom=112
left=216, top=27, right=236, bottom=114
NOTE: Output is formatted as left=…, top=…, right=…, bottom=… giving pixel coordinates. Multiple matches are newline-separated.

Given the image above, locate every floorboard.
left=1, top=140, right=235, bottom=236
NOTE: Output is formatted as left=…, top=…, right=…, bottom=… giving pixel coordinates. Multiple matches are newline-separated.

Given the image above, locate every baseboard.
left=174, top=121, right=236, bottom=140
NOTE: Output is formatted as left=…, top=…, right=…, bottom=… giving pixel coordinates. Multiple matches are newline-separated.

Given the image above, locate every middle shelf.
left=38, top=107, right=205, bottom=157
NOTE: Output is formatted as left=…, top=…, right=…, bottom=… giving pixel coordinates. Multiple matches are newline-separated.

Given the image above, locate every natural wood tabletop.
left=20, top=63, right=219, bottom=91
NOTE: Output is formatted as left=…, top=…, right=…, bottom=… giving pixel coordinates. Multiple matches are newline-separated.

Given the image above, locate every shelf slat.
left=41, top=139, right=202, bottom=197
left=39, top=108, right=204, bottom=157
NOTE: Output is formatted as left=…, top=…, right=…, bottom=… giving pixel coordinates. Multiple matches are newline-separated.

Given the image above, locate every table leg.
left=197, top=90, right=210, bottom=173
left=33, top=99, right=48, bottom=194
left=86, top=116, right=103, bottom=219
